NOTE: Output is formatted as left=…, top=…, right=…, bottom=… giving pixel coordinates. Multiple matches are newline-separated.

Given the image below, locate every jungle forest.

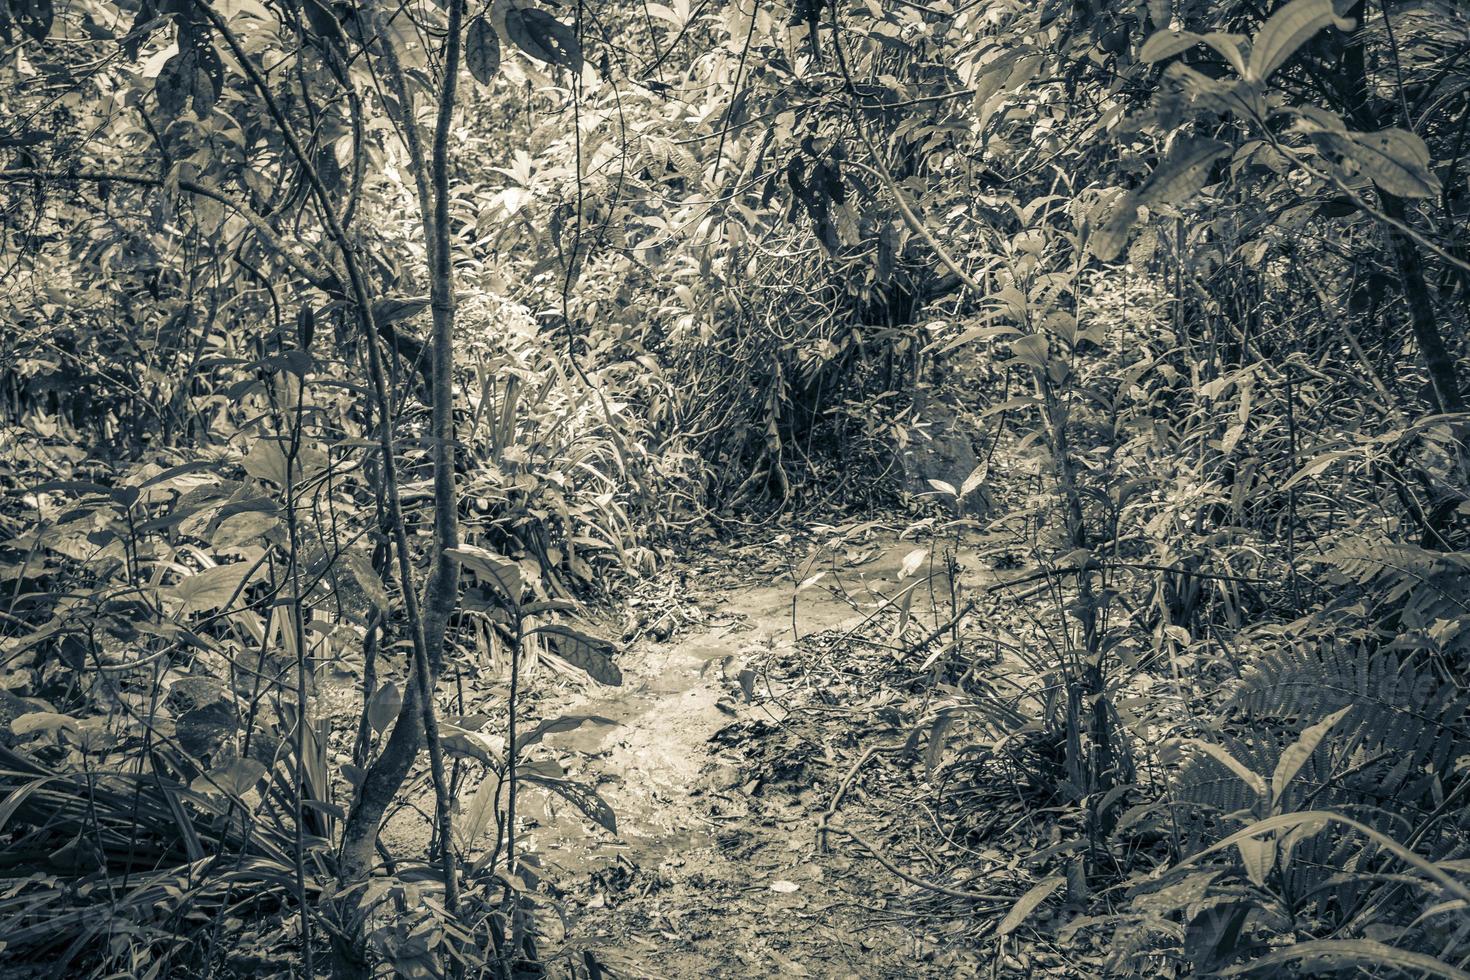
left=3, top=0, right=1470, bottom=976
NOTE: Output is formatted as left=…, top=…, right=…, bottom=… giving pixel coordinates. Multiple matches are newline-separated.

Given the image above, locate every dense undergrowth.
left=3, top=0, right=1470, bottom=975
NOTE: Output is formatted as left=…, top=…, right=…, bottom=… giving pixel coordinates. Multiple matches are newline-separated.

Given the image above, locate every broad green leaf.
left=1281, top=449, right=1357, bottom=490
left=208, top=757, right=267, bottom=798
left=171, top=562, right=261, bottom=615
left=210, top=510, right=282, bottom=551
left=925, top=712, right=951, bottom=775
left=1161, top=63, right=1261, bottom=118
left=1236, top=833, right=1274, bottom=886
left=135, top=460, right=221, bottom=493
left=1342, top=128, right=1442, bottom=199
left=997, top=876, right=1065, bottom=937
left=520, top=599, right=579, bottom=615
left=1009, top=334, right=1050, bottom=369
left=344, top=553, right=390, bottom=615
left=1183, top=811, right=1470, bottom=903
left=500, top=4, right=583, bottom=73
left=457, top=776, right=500, bottom=849
left=1087, top=188, right=1139, bottom=262
left=899, top=548, right=929, bottom=579
left=29, top=480, right=109, bottom=495
left=371, top=296, right=430, bottom=325
left=892, top=581, right=918, bottom=640
left=441, top=721, right=507, bottom=764
left=796, top=570, right=827, bottom=592
left=241, top=439, right=326, bottom=487
left=1280, top=815, right=1330, bottom=868
left=1270, top=705, right=1352, bottom=808
left=536, top=625, right=622, bottom=685
left=143, top=482, right=245, bottom=535
left=1139, top=29, right=1211, bottom=63
left=1137, top=137, right=1231, bottom=207
left=11, top=711, right=78, bottom=737
left=175, top=701, right=238, bottom=758
left=520, top=774, right=617, bottom=833
left=1246, top=0, right=1355, bottom=81
left=1288, top=103, right=1350, bottom=135
left=446, top=544, right=523, bottom=605
left=167, top=676, right=227, bottom=709
left=518, top=714, right=618, bottom=750
left=367, top=682, right=402, bottom=735
left=935, top=323, right=1020, bottom=354
left=1139, top=29, right=1248, bottom=77
left=465, top=15, right=501, bottom=85
left=959, top=462, right=989, bottom=498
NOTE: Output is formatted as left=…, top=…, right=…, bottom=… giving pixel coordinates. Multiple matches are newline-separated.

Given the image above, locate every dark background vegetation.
left=2, top=0, right=1470, bottom=975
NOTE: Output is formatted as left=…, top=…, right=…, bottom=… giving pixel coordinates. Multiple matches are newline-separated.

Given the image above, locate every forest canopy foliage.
left=2, top=0, right=1470, bottom=976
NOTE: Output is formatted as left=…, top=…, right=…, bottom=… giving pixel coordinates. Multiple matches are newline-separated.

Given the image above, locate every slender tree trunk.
left=316, top=10, right=465, bottom=978
left=335, top=0, right=466, bottom=887
left=1037, top=374, right=1115, bottom=799
left=1381, top=192, right=1465, bottom=413
left=1336, top=1, right=1464, bottom=413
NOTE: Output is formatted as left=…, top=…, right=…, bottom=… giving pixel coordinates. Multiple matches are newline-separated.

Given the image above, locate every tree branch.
left=0, top=167, right=333, bottom=290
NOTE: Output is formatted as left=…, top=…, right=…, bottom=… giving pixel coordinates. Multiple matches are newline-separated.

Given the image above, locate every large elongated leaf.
left=170, top=562, right=261, bottom=615
left=1187, top=811, right=1470, bottom=903
left=176, top=701, right=238, bottom=758
left=1341, top=128, right=1442, bottom=199
left=367, top=683, right=402, bottom=735
left=242, top=439, right=326, bottom=487
left=1163, top=63, right=1258, bottom=117
left=1236, top=833, right=1274, bottom=886
left=521, top=774, right=617, bottom=834
left=1219, top=939, right=1470, bottom=979
left=1138, top=137, right=1231, bottom=207
left=518, top=714, right=618, bottom=750
left=371, top=295, right=430, bottom=325
left=501, top=4, right=582, bottom=72
left=1139, top=29, right=1248, bottom=77
left=210, top=510, right=283, bottom=551
left=200, top=758, right=266, bottom=799
left=441, top=721, right=507, bottom=764
left=997, top=876, right=1065, bottom=937
left=458, top=776, right=500, bottom=849
left=446, top=544, right=523, bottom=605
left=11, top=712, right=79, bottom=738
left=535, top=625, right=622, bottom=685
left=1246, top=0, right=1354, bottom=81
left=1270, top=705, right=1352, bottom=807
left=466, top=15, right=501, bottom=85
left=1189, top=741, right=1268, bottom=799
left=1088, top=188, right=1140, bottom=262
left=344, top=552, right=390, bottom=615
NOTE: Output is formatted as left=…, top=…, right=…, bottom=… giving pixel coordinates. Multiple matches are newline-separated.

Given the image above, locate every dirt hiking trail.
left=522, top=536, right=984, bottom=978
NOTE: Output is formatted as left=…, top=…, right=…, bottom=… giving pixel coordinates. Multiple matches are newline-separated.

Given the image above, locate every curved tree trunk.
left=333, top=4, right=466, bottom=975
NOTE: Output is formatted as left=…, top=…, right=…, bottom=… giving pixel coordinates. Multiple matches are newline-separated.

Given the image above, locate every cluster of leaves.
left=0, top=0, right=637, bottom=974
left=466, top=0, right=1029, bottom=509
left=843, top=0, right=1470, bottom=974
left=660, top=0, right=1470, bottom=975
left=4, top=0, right=1470, bottom=974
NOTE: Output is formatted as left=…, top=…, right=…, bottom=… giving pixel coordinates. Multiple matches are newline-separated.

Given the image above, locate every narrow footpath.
left=529, top=537, right=975, bottom=978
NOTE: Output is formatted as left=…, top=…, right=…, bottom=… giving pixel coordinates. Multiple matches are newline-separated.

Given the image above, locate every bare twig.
left=829, top=826, right=1012, bottom=905
left=817, top=743, right=904, bottom=851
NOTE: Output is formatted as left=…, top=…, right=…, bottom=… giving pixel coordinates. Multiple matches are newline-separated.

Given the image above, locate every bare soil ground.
left=526, top=535, right=998, bottom=978
left=346, top=527, right=1083, bottom=978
